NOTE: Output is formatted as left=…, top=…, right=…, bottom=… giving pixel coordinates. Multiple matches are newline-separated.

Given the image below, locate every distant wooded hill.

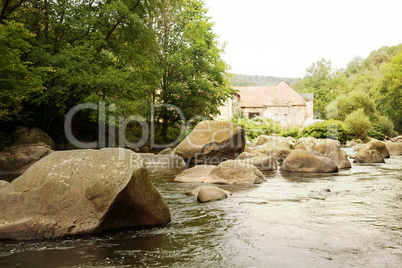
left=230, top=74, right=299, bottom=86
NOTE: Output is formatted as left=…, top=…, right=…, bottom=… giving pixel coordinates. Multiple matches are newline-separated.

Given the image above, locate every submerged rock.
left=197, top=186, right=230, bottom=203
left=186, top=186, right=231, bottom=203
left=174, top=121, right=245, bottom=164
left=175, top=160, right=265, bottom=184
left=280, top=149, right=338, bottom=173
left=0, top=148, right=170, bottom=240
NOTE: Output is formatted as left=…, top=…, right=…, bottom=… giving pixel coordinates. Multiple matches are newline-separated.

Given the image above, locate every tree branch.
left=105, top=0, right=140, bottom=42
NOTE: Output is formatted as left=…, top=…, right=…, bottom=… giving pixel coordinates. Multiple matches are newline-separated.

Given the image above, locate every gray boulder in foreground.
left=0, top=148, right=170, bottom=240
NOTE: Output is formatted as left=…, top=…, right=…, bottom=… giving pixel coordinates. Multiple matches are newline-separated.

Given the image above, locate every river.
left=0, top=155, right=401, bottom=267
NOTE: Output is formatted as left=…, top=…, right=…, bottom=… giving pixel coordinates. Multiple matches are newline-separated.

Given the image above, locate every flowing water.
left=0, top=156, right=401, bottom=267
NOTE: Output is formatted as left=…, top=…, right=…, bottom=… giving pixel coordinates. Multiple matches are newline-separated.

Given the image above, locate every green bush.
left=302, top=119, right=350, bottom=144
left=231, top=117, right=282, bottom=140
left=372, top=115, right=397, bottom=137
left=344, top=109, right=372, bottom=140
left=368, top=125, right=385, bottom=140
left=280, top=127, right=301, bottom=138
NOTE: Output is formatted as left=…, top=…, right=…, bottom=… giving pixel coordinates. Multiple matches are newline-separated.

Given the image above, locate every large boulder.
left=174, top=165, right=216, bottom=183
left=236, top=156, right=277, bottom=171
left=280, top=149, right=338, bottom=173
left=13, top=126, right=56, bottom=149
left=383, top=141, right=402, bottom=156
left=0, top=143, right=53, bottom=182
left=390, top=135, right=402, bottom=143
left=353, top=149, right=385, bottom=163
left=250, top=136, right=293, bottom=161
left=174, top=160, right=265, bottom=184
left=353, top=140, right=390, bottom=163
left=0, top=180, right=9, bottom=190
left=208, top=160, right=266, bottom=184
left=0, top=148, right=171, bottom=240
left=363, top=140, right=390, bottom=158
left=140, top=154, right=186, bottom=176
left=174, top=121, right=245, bottom=164
left=296, top=139, right=351, bottom=169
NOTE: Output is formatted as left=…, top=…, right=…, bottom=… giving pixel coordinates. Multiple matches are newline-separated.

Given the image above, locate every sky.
left=203, top=0, right=402, bottom=78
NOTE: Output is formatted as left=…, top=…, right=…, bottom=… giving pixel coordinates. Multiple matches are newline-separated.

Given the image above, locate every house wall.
left=306, top=100, right=314, bottom=119
left=261, top=106, right=306, bottom=128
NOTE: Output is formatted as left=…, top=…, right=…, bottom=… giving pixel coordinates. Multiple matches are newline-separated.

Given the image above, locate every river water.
left=0, top=155, right=401, bottom=267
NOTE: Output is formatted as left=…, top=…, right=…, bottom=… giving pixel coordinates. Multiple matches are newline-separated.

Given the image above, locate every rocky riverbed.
left=0, top=155, right=401, bottom=267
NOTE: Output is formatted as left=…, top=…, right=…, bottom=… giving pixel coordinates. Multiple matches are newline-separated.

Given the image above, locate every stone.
left=174, top=165, right=217, bottom=183
left=174, top=160, right=266, bottom=184
left=280, top=149, right=338, bottom=173
left=236, top=156, right=277, bottom=171
left=13, top=126, right=56, bottom=149
left=353, top=149, right=385, bottom=163
left=0, top=143, right=53, bottom=182
left=363, top=140, right=390, bottom=158
left=157, top=148, right=173, bottom=155
left=0, top=180, right=9, bottom=190
left=295, top=139, right=351, bottom=169
left=186, top=185, right=231, bottom=197
left=383, top=141, right=402, bottom=156
left=207, top=160, right=266, bottom=184
left=197, top=186, right=229, bottom=203
left=174, top=121, right=245, bottom=164
left=140, top=154, right=186, bottom=176
left=0, top=148, right=170, bottom=240
left=250, top=138, right=292, bottom=161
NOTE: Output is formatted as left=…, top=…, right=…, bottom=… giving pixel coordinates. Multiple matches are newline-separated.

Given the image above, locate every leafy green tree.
left=0, top=21, right=42, bottom=122
left=375, top=51, right=402, bottom=133
left=326, top=90, right=376, bottom=121
left=345, top=109, right=372, bottom=140
left=294, top=59, right=348, bottom=119
left=152, top=0, right=233, bottom=138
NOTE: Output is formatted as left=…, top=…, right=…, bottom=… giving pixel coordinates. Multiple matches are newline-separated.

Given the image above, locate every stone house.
left=218, top=81, right=314, bottom=128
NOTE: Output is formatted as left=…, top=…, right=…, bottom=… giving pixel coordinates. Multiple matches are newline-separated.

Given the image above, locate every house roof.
left=234, top=81, right=306, bottom=108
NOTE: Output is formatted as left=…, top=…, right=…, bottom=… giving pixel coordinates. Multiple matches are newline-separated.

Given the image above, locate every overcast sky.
left=203, top=0, right=402, bottom=78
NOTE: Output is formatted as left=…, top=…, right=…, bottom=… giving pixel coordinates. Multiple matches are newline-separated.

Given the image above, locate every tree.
left=293, top=58, right=348, bottom=119
left=152, top=0, right=233, bottom=139
left=345, top=109, right=372, bottom=140
left=375, top=51, right=402, bottom=133
left=326, top=90, right=376, bottom=121
left=0, top=21, right=42, bottom=122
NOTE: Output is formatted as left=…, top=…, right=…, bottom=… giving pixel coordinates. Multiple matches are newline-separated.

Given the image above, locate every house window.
left=249, top=112, right=260, bottom=119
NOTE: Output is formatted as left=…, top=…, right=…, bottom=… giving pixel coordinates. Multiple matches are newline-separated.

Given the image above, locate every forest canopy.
left=294, top=44, right=402, bottom=136
left=0, top=0, right=233, bottom=146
